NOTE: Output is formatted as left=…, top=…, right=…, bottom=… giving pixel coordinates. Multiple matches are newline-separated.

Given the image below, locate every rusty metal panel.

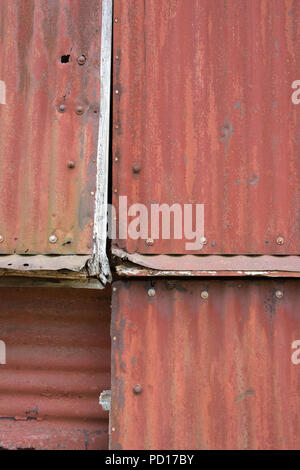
left=111, top=279, right=300, bottom=450
left=113, top=0, right=300, bottom=255
left=0, top=0, right=102, bottom=254
left=0, top=286, right=111, bottom=450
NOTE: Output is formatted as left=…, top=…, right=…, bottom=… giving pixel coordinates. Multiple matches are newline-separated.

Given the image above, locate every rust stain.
left=111, top=279, right=300, bottom=450
left=0, top=286, right=111, bottom=450
left=113, top=0, right=300, bottom=255
left=0, top=0, right=102, bottom=254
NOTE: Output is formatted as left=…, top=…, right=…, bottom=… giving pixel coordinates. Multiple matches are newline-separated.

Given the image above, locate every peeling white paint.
left=99, top=389, right=111, bottom=411
left=88, top=0, right=112, bottom=284
left=0, top=80, right=6, bottom=104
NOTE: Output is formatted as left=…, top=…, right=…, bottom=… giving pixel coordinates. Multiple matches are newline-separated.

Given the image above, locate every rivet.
left=75, top=106, right=84, bottom=115
left=146, top=238, right=154, bottom=246
left=113, top=287, right=117, bottom=292
left=200, top=236, right=207, bottom=245
left=114, top=18, right=119, bottom=23
left=77, top=55, right=86, bottom=65
left=67, top=161, right=75, bottom=169
left=111, top=427, right=116, bottom=432
left=115, top=157, right=119, bottom=162
left=148, top=288, right=156, bottom=297
left=58, top=104, right=66, bottom=113
left=133, top=384, right=142, bottom=395
left=115, top=124, right=119, bottom=129
left=115, top=55, right=119, bottom=60
left=90, top=191, right=95, bottom=196
left=49, top=235, right=58, bottom=244
left=113, top=336, right=117, bottom=341
left=275, top=290, right=284, bottom=299
left=115, top=89, right=119, bottom=95
left=114, top=188, right=118, bottom=194
left=276, top=236, right=284, bottom=245
left=132, top=162, right=141, bottom=174
left=201, top=290, right=209, bottom=299
left=0, top=235, right=4, bottom=243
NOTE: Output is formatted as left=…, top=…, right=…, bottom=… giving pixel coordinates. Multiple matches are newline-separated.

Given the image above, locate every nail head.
left=133, top=384, right=142, bottom=395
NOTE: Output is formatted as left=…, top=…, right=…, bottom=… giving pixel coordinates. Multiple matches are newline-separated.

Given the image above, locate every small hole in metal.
left=61, top=55, right=70, bottom=63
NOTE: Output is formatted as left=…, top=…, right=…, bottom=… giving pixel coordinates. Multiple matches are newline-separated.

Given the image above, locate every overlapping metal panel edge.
left=112, top=0, right=300, bottom=256
left=0, top=286, right=111, bottom=450
left=111, top=278, right=300, bottom=450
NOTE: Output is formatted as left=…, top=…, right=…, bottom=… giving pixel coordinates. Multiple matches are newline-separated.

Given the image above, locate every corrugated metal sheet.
left=111, top=279, right=300, bottom=450
left=0, top=0, right=102, bottom=254
left=0, top=286, right=111, bottom=450
left=113, top=0, right=300, bottom=255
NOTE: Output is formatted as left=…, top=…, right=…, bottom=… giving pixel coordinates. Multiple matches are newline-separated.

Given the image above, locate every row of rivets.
left=58, top=104, right=86, bottom=115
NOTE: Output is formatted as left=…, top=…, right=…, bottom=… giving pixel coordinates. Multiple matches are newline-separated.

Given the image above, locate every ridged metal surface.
left=111, top=279, right=300, bottom=450
left=0, top=286, right=111, bottom=450
left=0, top=0, right=102, bottom=254
left=113, top=0, right=300, bottom=255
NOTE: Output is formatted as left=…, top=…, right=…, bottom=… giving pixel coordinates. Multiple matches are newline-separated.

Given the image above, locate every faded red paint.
left=0, top=287, right=111, bottom=450
left=0, top=0, right=102, bottom=254
left=113, top=0, right=300, bottom=255
left=111, top=279, right=300, bottom=450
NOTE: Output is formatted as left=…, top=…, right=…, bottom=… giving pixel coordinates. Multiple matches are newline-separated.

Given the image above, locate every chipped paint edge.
left=88, top=0, right=112, bottom=284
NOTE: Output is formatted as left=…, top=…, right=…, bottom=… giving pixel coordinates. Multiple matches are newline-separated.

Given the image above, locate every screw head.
left=75, top=106, right=84, bottom=115
left=146, top=238, right=154, bottom=246
left=132, top=162, right=141, bottom=174
left=58, top=104, right=66, bottom=113
left=276, top=236, right=284, bottom=246
left=67, top=161, right=75, bottom=169
left=49, top=235, right=58, bottom=244
left=275, top=290, right=284, bottom=299
left=201, top=290, right=209, bottom=300
left=0, top=235, right=4, bottom=243
left=148, top=288, right=156, bottom=297
left=133, top=384, right=142, bottom=395
left=77, top=55, right=86, bottom=65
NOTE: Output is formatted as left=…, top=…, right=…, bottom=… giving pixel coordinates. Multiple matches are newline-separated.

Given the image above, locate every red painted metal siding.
left=0, top=287, right=111, bottom=450
left=113, top=0, right=300, bottom=255
left=0, top=0, right=102, bottom=254
left=111, top=279, right=300, bottom=450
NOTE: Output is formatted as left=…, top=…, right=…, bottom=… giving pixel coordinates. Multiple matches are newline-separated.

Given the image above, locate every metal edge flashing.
left=88, top=0, right=113, bottom=285
left=112, top=248, right=300, bottom=278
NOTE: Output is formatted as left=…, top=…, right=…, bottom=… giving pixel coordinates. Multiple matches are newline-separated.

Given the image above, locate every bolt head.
left=77, top=55, right=86, bottom=65
left=133, top=384, right=142, bottom=395
left=132, top=162, right=141, bottom=174
left=49, top=235, right=58, bottom=244
left=148, top=288, right=156, bottom=297
left=276, top=236, right=284, bottom=245
left=200, top=236, right=207, bottom=245
left=75, top=106, right=84, bottom=115
left=201, top=290, right=209, bottom=300
left=275, top=290, right=283, bottom=299
left=67, top=161, right=75, bottom=169
left=146, top=238, right=154, bottom=247
left=58, top=104, right=66, bottom=113
left=114, top=18, right=119, bottom=23
left=115, top=89, right=119, bottom=95
left=0, top=235, right=4, bottom=243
